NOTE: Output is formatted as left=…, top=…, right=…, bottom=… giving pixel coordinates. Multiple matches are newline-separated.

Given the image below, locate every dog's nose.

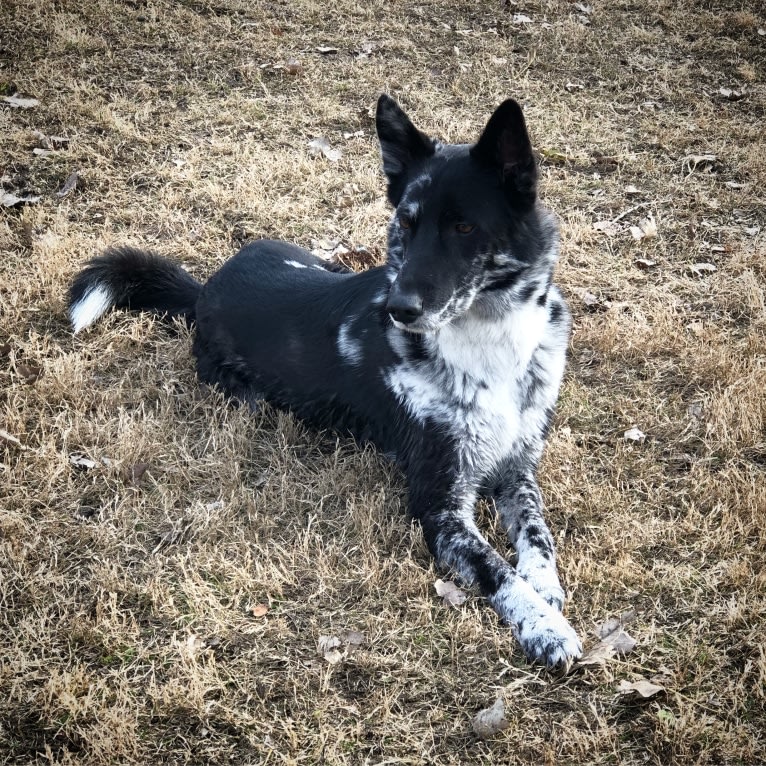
left=387, top=287, right=424, bottom=325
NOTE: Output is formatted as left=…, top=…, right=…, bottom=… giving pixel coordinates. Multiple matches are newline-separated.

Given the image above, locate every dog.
left=68, top=95, right=582, bottom=668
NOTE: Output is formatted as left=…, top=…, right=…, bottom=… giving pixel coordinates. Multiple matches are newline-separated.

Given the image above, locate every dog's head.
left=376, top=95, right=558, bottom=333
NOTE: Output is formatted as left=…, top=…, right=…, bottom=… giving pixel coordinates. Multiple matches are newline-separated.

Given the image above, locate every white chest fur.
left=385, top=301, right=567, bottom=478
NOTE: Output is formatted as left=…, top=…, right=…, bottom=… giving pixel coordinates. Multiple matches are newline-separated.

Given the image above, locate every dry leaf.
left=719, top=87, right=744, bottom=101
left=70, top=452, right=98, bottom=469
left=578, top=642, right=616, bottom=665
left=56, top=171, right=78, bottom=197
left=3, top=94, right=39, bottom=108
left=16, top=363, right=41, bottom=384
left=434, top=578, right=468, bottom=607
left=125, top=462, right=150, bottom=486
left=689, top=262, right=717, bottom=276
left=593, top=220, right=621, bottom=236
left=724, top=181, right=744, bottom=189
left=565, top=81, right=584, bottom=91
left=342, top=630, right=365, bottom=647
left=681, top=154, right=718, bottom=174
left=251, top=603, right=269, bottom=617
left=308, top=137, right=342, bottom=162
left=618, top=678, right=665, bottom=698
left=2, top=192, right=41, bottom=207
left=472, top=698, right=509, bottom=739
left=630, top=214, right=658, bottom=240
left=284, top=57, right=302, bottom=75
left=316, top=45, right=338, bottom=54
left=574, top=2, right=592, bottom=13
left=635, top=258, right=657, bottom=269
left=624, top=426, right=645, bottom=442
left=625, top=184, right=642, bottom=195
left=512, top=13, right=533, bottom=24
left=572, top=287, right=611, bottom=311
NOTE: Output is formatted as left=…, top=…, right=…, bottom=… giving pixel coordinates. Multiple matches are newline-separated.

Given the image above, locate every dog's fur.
left=69, top=95, right=582, bottom=668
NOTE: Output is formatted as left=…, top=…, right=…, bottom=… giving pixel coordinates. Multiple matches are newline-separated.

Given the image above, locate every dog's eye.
left=399, top=216, right=412, bottom=230
left=455, top=222, right=475, bottom=235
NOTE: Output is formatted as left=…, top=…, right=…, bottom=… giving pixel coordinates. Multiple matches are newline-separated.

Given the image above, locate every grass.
left=1, top=0, right=765, bottom=763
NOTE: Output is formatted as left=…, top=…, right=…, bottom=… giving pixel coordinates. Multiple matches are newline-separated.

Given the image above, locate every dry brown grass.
left=2, top=0, right=765, bottom=763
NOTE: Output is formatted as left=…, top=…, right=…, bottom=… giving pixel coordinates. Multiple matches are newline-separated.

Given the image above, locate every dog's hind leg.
left=408, top=455, right=580, bottom=668
left=493, top=469, right=566, bottom=612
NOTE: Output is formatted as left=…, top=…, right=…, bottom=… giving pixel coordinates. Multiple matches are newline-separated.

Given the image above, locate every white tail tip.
left=70, top=285, right=113, bottom=333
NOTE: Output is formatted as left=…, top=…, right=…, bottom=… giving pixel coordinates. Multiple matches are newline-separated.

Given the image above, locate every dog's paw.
left=518, top=566, right=566, bottom=612
left=515, top=607, right=582, bottom=670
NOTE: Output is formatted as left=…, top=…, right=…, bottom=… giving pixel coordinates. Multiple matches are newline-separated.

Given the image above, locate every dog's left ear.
left=470, top=99, right=537, bottom=206
left=376, top=95, right=436, bottom=205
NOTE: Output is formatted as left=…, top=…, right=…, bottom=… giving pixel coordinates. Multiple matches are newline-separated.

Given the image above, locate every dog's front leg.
left=409, top=464, right=581, bottom=668
left=493, top=469, right=566, bottom=612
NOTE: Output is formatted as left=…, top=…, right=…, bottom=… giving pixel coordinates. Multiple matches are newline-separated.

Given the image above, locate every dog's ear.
left=470, top=99, right=537, bottom=206
left=376, top=95, right=435, bottom=205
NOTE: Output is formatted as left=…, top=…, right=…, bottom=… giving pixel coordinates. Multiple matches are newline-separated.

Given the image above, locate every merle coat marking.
left=69, top=95, right=581, bottom=668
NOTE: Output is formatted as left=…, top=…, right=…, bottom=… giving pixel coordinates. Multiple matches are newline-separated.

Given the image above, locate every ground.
left=1, top=0, right=765, bottom=764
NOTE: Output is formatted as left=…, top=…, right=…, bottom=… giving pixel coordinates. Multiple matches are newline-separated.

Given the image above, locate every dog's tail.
left=68, top=246, right=203, bottom=333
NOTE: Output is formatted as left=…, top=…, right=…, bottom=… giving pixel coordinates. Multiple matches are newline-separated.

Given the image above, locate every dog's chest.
left=386, top=307, right=556, bottom=476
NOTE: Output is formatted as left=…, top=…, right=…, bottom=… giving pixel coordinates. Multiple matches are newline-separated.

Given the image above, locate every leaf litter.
left=434, top=578, right=468, bottom=607
left=472, top=698, right=509, bottom=739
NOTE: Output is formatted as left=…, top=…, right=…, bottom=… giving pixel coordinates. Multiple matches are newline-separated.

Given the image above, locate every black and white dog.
left=69, top=96, right=582, bottom=668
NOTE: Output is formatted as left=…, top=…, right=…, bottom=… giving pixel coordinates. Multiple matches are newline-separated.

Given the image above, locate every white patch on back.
left=285, top=260, right=308, bottom=269
left=337, top=320, right=363, bottom=366
left=70, top=285, right=113, bottom=333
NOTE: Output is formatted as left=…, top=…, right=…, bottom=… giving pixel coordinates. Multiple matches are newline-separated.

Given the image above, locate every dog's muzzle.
left=386, top=283, right=424, bottom=326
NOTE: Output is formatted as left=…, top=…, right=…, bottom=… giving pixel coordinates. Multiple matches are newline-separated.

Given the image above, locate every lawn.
left=1, top=0, right=764, bottom=763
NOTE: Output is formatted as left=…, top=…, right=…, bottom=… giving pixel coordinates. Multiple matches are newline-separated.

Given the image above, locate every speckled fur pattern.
left=67, top=95, right=581, bottom=669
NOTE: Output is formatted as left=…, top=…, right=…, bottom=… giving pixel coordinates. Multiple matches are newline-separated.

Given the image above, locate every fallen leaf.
left=308, top=137, right=342, bottom=162
left=574, top=2, right=592, bottom=13
left=572, top=287, right=611, bottom=311
left=2, top=94, right=39, bottom=108
left=317, top=635, right=341, bottom=654
left=284, top=57, right=302, bottom=75
left=16, top=363, right=41, bottom=384
left=472, top=698, right=509, bottom=739
left=69, top=452, right=98, bottom=469
left=689, top=262, right=717, bottom=276
left=593, top=220, right=621, bottom=236
left=2, top=192, right=41, bottom=207
left=624, top=426, right=646, bottom=442
left=743, top=226, right=759, bottom=237
left=624, top=184, right=642, bottom=195
left=635, top=258, right=657, bottom=269
left=56, top=171, right=78, bottom=197
left=681, top=154, right=718, bottom=174
left=125, top=462, right=150, bottom=486
left=578, top=642, right=616, bottom=666
left=434, top=578, right=468, bottom=608
left=316, top=45, right=338, bottom=54
left=251, top=603, right=269, bottom=617
left=342, top=630, right=365, bottom=647
left=724, top=180, right=744, bottom=189
left=33, top=148, right=52, bottom=157
left=719, top=87, right=744, bottom=101
left=618, top=678, right=665, bottom=698
left=565, top=81, right=584, bottom=91
left=511, top=13, right=533, bottom=24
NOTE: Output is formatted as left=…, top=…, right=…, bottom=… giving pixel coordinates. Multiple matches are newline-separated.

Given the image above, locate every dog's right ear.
left=376, top=95, right=435, bottom=206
